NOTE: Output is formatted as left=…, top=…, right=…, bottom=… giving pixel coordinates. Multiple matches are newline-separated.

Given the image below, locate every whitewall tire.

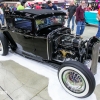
left=58, top=61, right=95, bottom=98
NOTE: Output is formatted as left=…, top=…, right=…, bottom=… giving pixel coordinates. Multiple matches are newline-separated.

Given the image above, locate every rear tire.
left=58, top=61, right=95, bottom=98
left=0, top=33, right=8, bottom=55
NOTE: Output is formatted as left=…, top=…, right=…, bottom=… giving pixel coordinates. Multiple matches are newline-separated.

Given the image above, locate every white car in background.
left=57, top=7, right=68, bottom=13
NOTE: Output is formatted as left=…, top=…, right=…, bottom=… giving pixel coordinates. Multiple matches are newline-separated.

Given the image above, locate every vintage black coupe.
left=0, top=9, right=100, bottom=98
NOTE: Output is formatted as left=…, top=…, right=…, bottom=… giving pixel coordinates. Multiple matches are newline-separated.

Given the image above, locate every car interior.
left=14, top=18, right=32, bottom=31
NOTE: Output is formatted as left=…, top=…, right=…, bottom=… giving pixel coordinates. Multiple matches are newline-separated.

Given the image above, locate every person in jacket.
left=67, top=0, right=76, bottom=32
left=35, top=2, right=41, bottom=10
left=0, top=4, right=4, bottom=26
left=3, top=3, right=10, bottom=15
left=96, top=8, right=100, bottom=38
left=76, top=0, right=86, bottom=36
left=85, top=4, right=92, bottom=11
left=46, top=1, right=57, bottom=10
left=25, top=3, right=31, bottom=9
left=17, top=2, right=24, bottom=10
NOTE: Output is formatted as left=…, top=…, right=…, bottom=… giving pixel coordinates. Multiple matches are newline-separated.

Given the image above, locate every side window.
left=14, top=18, right=32, bottom=31
left=36, top=19, right=45, bottom=30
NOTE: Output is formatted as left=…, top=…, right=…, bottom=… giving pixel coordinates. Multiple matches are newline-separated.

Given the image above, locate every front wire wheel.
left=58, top=61, right=95, bottom=98
left=62, top=69, right=86, bottom=94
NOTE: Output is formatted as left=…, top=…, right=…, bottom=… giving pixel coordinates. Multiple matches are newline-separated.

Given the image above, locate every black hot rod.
left=0, top=9, right=100, bottom=98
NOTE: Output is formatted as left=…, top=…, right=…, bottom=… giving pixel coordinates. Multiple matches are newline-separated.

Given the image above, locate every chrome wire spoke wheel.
left=0, top=40, right=3, bottom=55
left=62, top=70, right=85, bottom=93
left=58, top=61, right=96, bottom=98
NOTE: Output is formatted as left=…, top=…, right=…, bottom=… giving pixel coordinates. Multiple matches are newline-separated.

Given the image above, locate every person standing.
left=0, top=4, right=4, bottom=27
left=46, top=1, right=57, bottom=10
left=13, top=4, right=17, bottom=11
left=35, top=2, right=42, bottom=10
left=17, top=2, right=24, bottom=10
left=67, top=0, right=76, bottom=32
left=25, top=3, right=31, bottom=9
left=76, top=0, right=86, bottom=36
left=85, top=4, right=92, bottom=11
left=2, top=3, right=11, bottom=28
left=96, top=8, right=100, bottom=38
left=45, top=1, right=57, bottom=24
left=3, top=3, right=10, bottom=15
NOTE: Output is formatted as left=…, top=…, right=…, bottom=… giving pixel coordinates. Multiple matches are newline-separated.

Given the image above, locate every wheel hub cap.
left=63, top=70, right=85, bottom=93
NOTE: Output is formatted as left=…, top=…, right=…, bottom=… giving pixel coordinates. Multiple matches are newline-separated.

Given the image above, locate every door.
left=9, top=17, right=48, bottom=59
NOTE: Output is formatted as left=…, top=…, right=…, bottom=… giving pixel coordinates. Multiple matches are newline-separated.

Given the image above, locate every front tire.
left=0, top=33, right=8, bottom=55
left=58, top=61, right=95, bottom=98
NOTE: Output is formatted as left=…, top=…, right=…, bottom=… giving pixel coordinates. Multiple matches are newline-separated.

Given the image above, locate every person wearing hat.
left=0, top=4, right=4, bottom=26
left=46, top=1, right=57, bottom=10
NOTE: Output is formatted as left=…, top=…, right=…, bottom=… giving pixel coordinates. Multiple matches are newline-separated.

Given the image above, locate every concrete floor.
left=0, top=60, right=51, bottom=100
left=0, top=24, right=100, bottom=100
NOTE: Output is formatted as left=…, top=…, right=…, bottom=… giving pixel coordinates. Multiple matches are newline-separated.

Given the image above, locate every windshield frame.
left=35, top=14, right=65, bottom=31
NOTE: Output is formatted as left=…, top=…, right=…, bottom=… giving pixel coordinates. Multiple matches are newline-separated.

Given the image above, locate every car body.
left=85, top=11, right=98, bottom=25
left=0, top=9, right=100, bottom=98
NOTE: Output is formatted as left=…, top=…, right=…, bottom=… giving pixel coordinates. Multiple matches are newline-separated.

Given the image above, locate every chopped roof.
left=15, top=9, right=65, bottom=15
left=13, top=9, right=66, bottom=19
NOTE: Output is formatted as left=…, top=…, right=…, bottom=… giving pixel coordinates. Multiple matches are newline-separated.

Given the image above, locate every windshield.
left=36, top=15, right=65, bottom=30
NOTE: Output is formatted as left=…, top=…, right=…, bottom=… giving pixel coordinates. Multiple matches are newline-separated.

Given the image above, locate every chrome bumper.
left=91, top=42, right=100, bottom=75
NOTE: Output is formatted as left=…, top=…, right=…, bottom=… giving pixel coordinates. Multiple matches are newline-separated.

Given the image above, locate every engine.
left=53, top=34, right=88, bottom=63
